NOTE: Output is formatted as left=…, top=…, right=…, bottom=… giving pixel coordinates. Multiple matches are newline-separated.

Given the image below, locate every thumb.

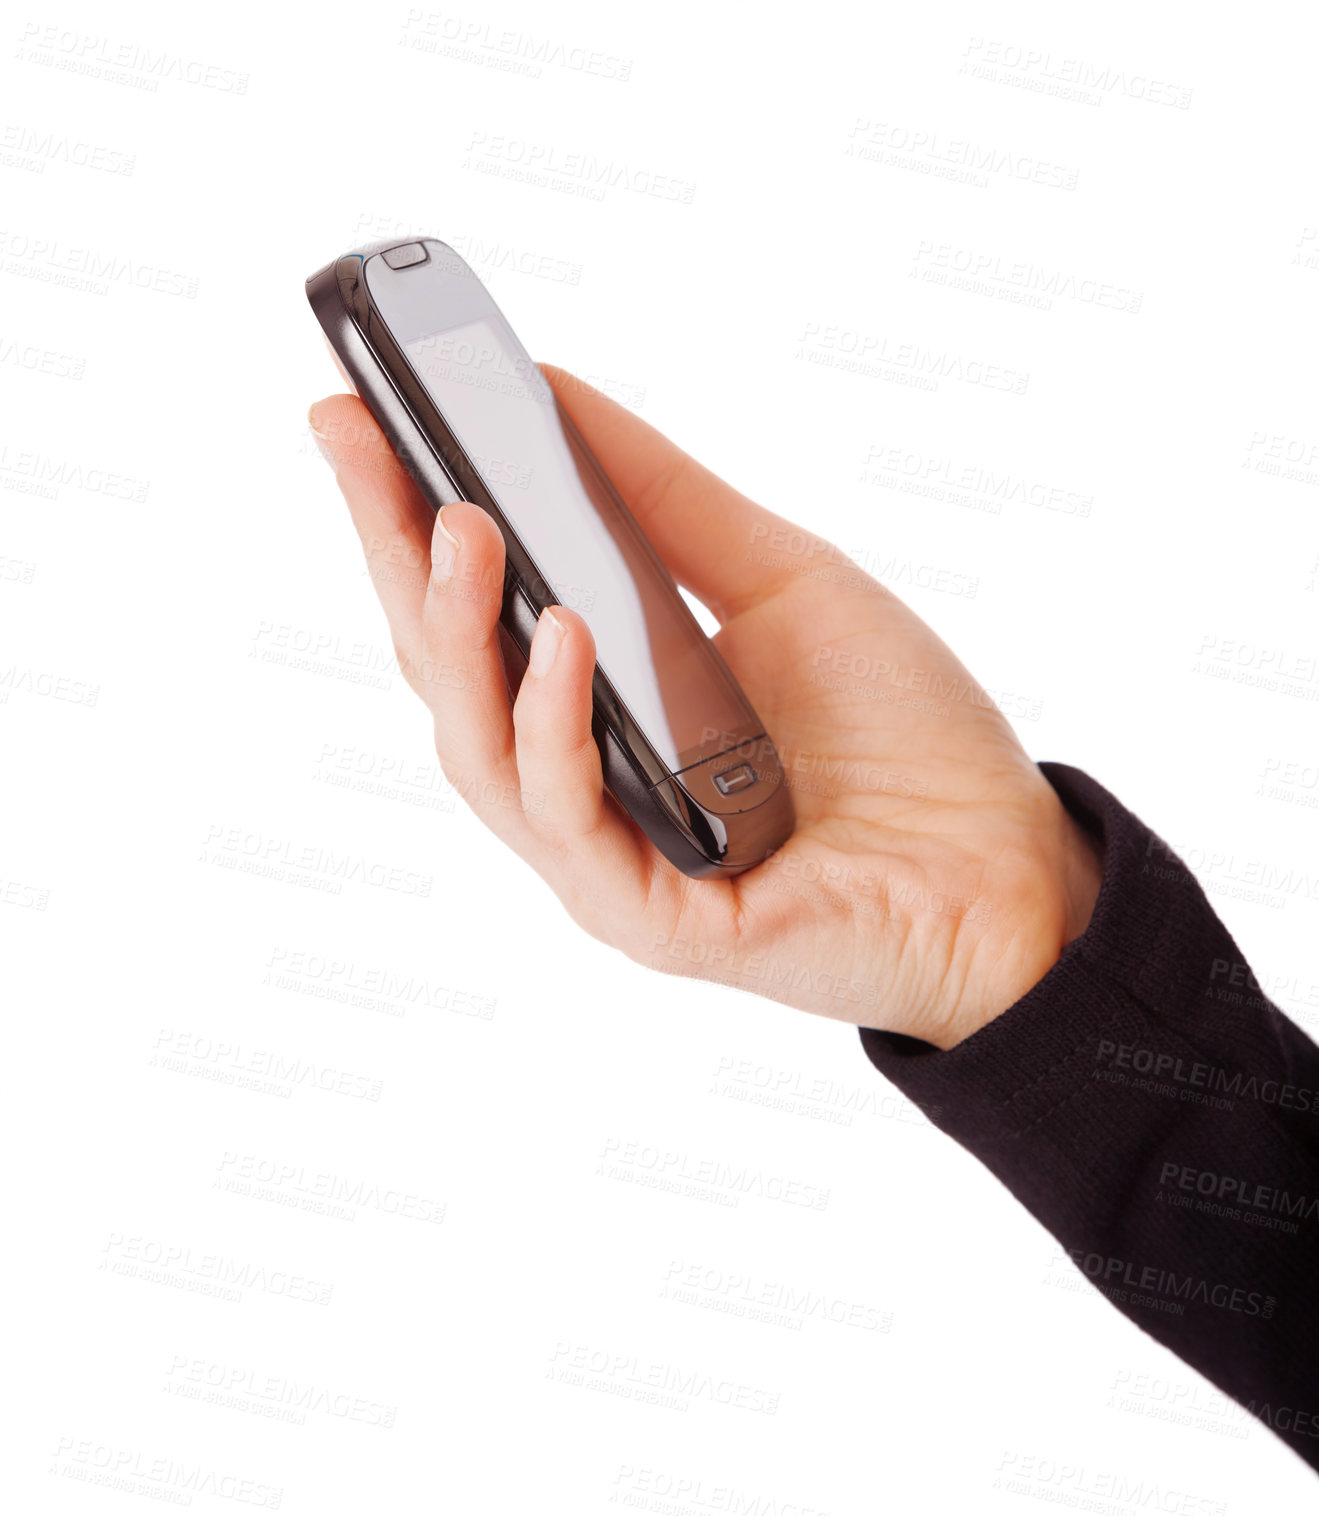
left=538, top=363, right=814, bottom=622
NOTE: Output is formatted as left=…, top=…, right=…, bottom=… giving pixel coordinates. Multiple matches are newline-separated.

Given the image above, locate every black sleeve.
left=858, top=762, right=1319, bottom=1473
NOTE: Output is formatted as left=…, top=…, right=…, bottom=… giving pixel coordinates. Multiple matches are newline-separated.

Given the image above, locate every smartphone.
left=306, top=237, right=794, bottom=878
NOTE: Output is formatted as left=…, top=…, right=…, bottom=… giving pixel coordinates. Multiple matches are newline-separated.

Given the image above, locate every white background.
left=4, top=1, right=1318, bottom=1510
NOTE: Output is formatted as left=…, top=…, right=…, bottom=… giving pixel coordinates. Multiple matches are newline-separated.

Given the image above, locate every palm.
left=669, top=560, right=1070, bottom=1047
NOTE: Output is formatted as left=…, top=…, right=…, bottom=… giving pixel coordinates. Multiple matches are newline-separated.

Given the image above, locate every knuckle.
left=517, top=781, right=551, bottom=822
left=391, top=640, right=423, bottom=693
left=510, top=677, right=544, bottom=731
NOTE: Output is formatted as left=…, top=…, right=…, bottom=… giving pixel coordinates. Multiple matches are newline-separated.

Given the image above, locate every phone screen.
left=367, top=252, right=755, bottom=774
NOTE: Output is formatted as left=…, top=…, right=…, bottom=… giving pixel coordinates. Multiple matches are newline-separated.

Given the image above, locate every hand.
left=308, top=367, right=1101, bottom=1051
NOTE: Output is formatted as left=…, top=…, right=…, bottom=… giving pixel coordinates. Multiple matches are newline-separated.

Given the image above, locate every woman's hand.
left=308, top=367, right=1100, bottom=1051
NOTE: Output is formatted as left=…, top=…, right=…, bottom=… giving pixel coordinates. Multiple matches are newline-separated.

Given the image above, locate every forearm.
left=858, top=763, right=1319, bottom=1471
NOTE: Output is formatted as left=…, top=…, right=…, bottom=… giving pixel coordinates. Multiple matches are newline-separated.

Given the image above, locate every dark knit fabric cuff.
left=856, top=763, right=1232, bottom=1149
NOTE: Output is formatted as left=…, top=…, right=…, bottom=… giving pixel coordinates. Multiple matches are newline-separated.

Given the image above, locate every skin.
left=309, top=366, right=1102, bottom=1052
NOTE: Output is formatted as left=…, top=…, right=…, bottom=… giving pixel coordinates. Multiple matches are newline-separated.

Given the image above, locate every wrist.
left=931, top=796, right=1104, bottom=1053
left=1059, top=808, right=1103, bottom=944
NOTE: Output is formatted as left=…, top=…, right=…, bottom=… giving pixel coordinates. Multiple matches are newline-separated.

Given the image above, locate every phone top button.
left=382, top=243, right=428, bottom=269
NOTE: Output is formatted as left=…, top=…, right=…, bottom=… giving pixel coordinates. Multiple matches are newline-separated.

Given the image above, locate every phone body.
left=306, top=237, right=794, bottom=879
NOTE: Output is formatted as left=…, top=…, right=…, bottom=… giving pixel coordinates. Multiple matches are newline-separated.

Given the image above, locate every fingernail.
left=529, top=607, right=565, bottom=677
left=432, top=506, right=459, bottom=581
left=308, top=403, right=337, bottom=474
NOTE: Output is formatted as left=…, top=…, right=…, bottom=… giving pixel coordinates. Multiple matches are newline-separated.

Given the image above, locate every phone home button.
left=670, top=741, right=782, bottom=817
left=713, top=763, right=757, bottom=797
